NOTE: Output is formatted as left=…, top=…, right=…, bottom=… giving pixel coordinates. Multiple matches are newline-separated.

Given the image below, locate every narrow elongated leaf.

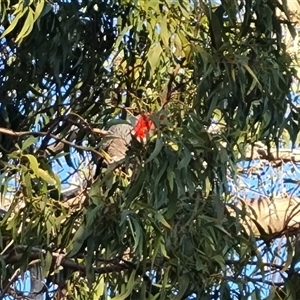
left=0, top=8, right=29, bottom=38
left=24, top=154, right=39, bottom=175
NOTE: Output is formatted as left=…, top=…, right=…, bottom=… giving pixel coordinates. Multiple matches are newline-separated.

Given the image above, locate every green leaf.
left=242, top=63, right=262, bottom=90
left=15, top=8, right=35, bottom=43
left=36, top=3, right=53, bottom=30
left=36, top=169, right=56, bottom=185
left=127, top=216, right=143, bottom=253
left=68, top=223, right=91, bottom=258
left=42, top=251, right=53, bottom=278
left=0, top=8, right=29, bottom=38
left=178, top=147, right=191, bottom=169
left=21, top=137, right=38, bottom=151
left=212, top=255, right=225, bottom=269
left=155, top=213, right=171, bottom=229
left=165, top=185, right=178, bottom=220
left=22, top=171, right=33, bottom=198
left=146, top=138, right=163, bottom=163
left=114, top=25, right=133, bottom=49
left=33, top=0, right=44, bottom=22
left=148, top=43, right=162, bottom=75
left=110, top=270, right=136, bottom=300
left=23, top=154, right=39, bottom=175
left=160, top=16, right=170, bottom=50
left=167, top=170, right=174, bottom=191
left=172, top=273, right=190, bottom=300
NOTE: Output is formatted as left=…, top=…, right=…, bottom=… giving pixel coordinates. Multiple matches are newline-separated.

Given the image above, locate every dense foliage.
left=0, top=0, right=300, bottom=299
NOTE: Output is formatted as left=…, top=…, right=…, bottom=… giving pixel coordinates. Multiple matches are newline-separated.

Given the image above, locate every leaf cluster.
left=0, top=0, right=299, bottom=299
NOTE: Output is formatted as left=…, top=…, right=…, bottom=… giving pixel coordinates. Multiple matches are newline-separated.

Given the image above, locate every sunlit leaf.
left=21, top=137, right=38, bottom=151
left=36, top=169, right=56, bottom=185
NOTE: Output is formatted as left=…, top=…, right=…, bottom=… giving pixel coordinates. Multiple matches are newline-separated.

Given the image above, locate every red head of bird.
left=132, top=114, right=155, bottom=142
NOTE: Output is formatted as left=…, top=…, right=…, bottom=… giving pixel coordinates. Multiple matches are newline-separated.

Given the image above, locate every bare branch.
left=244, top=146, right=300, bottom=164
left=0, top=268, right=20, bottom=300
left=0, top=127, right=108, bottom=158
left=160, top=61, right=184, bottom=108
left=2, top=246, right=136, bottom=278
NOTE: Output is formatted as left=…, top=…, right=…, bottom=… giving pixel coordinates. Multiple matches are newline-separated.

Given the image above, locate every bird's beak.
left=136, top=136, right=147, bottom=144
left=131, top=129, right=147, bottom=144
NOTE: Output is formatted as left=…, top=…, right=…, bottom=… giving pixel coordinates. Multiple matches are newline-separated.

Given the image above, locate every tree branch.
left=229, top=196, right=300, bottom=238
left=0, top=127, right=108, bottom=158
left=244, top=145, right=300, bottom=164
left=160, top=60, right=185, bottom=108
left=3, top=247, right=135, bottom=276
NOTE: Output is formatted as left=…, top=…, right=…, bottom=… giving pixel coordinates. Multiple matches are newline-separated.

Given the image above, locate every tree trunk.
left=230, top=196, right=300, bottom=237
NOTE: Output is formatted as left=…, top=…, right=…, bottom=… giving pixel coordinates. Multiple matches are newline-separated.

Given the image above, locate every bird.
left=93, top=114, right=155, bottom=179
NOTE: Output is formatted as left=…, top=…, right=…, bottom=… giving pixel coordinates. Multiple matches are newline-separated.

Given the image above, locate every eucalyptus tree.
left=0, top=0, right=299, bottom=299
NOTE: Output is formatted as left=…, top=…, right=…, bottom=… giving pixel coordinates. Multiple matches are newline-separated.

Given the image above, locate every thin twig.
left=0, top=268, right=20, bottom=300
left=160, top=61, right=185, bottom=109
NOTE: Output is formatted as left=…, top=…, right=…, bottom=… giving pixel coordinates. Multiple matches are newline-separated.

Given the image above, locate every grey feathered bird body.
left=94, top=114, right=155, bottom=178
left=94, top=122, right=134, bottom=178
left=102, top=123, right=133, bottom=163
